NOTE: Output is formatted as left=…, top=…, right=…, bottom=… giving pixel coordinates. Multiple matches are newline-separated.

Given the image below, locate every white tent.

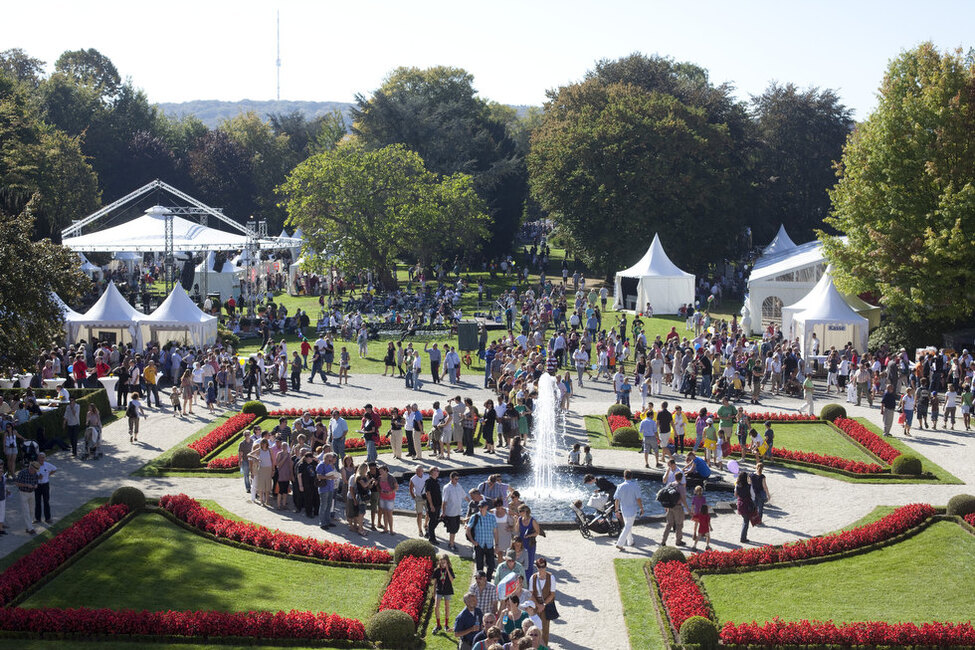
left=289, top=227, right=304, bottom=260
left=193, top=252, right=241, bottom=302
left=139, top=285, right=218, bottom=349
left=613, top=233, right=695, bottom=314
left=745, top=239, right=828, bottom=335
left=762, top=224, right=798, bottom=257
left=793, top=279, right=869, bottom=359
left=65, top=281, right=146, bottom=349
left=77, top=253, right=102, bottom=279
left=781, top=266, right=835, bottom=338
left=52, top=293, right=84, bottom=320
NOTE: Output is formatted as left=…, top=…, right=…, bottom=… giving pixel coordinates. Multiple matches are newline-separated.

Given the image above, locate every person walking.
left=126, top=393, right=147, bottom=443
left=62, top=395, right=81, bottom=458
left=614, top=470, right=643, bottom=551
left=735, top=472, right=755, bottom=544
left=802, top=374, right=815, bottom=415
left=467, top=500, right=499, bottom=579
left=33, top=452, right=56, bottom=525
left=880, top=384, right=898, bottom=436
left=14, top=462, right=39, bottom=534
left=899, top=387, right=916, bottom=437
left=316, top=452, right=337, bottom=529
left=660, top=473, right=687, bottom=547
left=425, top=466, right=443, bottom=545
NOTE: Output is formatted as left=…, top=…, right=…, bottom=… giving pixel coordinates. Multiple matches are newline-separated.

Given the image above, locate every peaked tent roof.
left=277, top=228, right=290, bottom=239
left=75, top=281, right=145, bottom=323
left=793, top=277, right=868, bottom=324
left=763, top=224, right=798, bottom=257
left=782, top=265, right=834, bottom=313
left=52, top=293, right=84, bottom=319
left=617, top=233, right=693, bottom=278
left=143, top=285, right=216, bottom=325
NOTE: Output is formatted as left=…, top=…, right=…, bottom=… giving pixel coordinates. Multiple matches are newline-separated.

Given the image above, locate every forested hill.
left=156, top=99, right=355, bottom=127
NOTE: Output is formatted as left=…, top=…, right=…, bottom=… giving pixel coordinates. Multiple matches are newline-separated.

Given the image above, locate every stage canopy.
left=65, top=281, right=146, bottom=349
left=139, top=285, right=218, bottom=349
left=613, top=233, right=695, bottom=314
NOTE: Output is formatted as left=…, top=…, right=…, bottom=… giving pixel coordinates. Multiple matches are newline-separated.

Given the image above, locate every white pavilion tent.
left=139, top=285, right=218, bottom=349
left=793, top=279, right=869, bottom=359
left=64, top=281, right=146, bottom=349
left=781, top=267, right=835, bottom=339
left=745, top=238, right=827, bottom=335
left=613, top=233, right=695, bottom=314
left=762, top=224, right=798, bottom=257
left=193, top=252, right=241, bottom=302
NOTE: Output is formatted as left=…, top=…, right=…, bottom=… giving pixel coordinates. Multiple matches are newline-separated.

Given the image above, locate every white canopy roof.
left=793, top=277, right=869, bottom=357
left=139, top=285, right=218, bottom=348
left=616, top=234, right=693, bottom=279
left=64, top=281, right=146, bottom=348
left=277, top=228, right=291, bottom=239
left=113, top=251, right=143, bottom=261
left=781, top=265, right=835, bottom=336
left=748, top=240, right=827, bottom=283
left=762, top=224, right=798, bottom=257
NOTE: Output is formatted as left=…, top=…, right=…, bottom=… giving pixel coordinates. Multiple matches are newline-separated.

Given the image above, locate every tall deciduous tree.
left=352, top=66, right=525, bottom=253
left=279, top=143, right=490, bottom=287
left=751, top=83, right=853, bottom=243
left=529, top=53, right=749, bottom=278
left=823, top=43, right=975, bottom=324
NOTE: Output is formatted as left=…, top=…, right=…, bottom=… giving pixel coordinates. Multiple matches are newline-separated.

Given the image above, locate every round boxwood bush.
left=649, top=545, right=686, bottom=568
left=365, top=609, right=416, bottom=647
left=612, top=426, right=641, bottom=447
left=680, top=616, right=719, bottom=650
left=109, top=486, right=146, bottom=511
left=607, top=403, right=632, bottom=418
left=170, top=447, right=202, bottom=469
left=947, top=494, right=975, bottom=517
left=241, top=400, right=268, bottom=418
left=819, top=403, right=847, bottom=422
left=393, top=538, right=437, bottom=565
left=891, top=454, right=922, bottom=476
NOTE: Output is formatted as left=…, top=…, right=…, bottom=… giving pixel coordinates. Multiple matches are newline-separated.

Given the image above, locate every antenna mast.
left=276, top=10, right=281, bottom=101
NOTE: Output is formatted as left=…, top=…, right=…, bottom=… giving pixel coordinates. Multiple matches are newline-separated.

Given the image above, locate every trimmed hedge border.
left=646, top=506, right=975, bottom=648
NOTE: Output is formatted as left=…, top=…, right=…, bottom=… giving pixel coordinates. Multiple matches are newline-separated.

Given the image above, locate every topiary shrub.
left=607, top=403, right=632, bottom=418
left=649, top=545, right=686, bottom=568
left=365, top=609, right=416, bottom=647
left=819, top=403, right=847, bottom=422
left=891, top=454, right=922, bottom=475
left=241, top=400, right=268, bottom=418
left=393, top=538, right=437, bottom=565
left=170, top=447, right=202, bottom=469
left=109, top=486, right=146, bottom=511
left=612, top=426, right=641, bottom=447
left=947, top=494, right=975, bottom=518
left=679, top=616, right=719, bottom=650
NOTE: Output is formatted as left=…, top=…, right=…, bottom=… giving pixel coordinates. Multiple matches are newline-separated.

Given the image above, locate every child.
left=432, top=554, right=454, bottom=633
left=962, top=384, right=973, bottom=431
left=619, top=376, right=632, bottom=407
left=944, top=385, right=958, bottom=430
left=693, top=504, right=712, bottom=551
left=170, top=388, right=182, bottom=418
left=690, top=485, right=706, bottom=539
left=205, top=380, right=217, bottom=414
left=930, top=391, right=940, bottom=429
left=748, top=428, right=766, bottom=464
left=763, top=420, right=774, bottom=459
left=583, top=445, right=593, bottom=467
left=568, top=443, right=581, bottom=465
left=339, top=347, right=351, bottom=385
left=639, top=374, right=650, bottom=411
left=714, top=431, right=726, bottom=470
left=916, top=379, right=931, bottom=429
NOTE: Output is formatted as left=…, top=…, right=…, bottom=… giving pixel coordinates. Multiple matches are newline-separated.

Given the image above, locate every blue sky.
left=3, top=0, right=972, bottom=118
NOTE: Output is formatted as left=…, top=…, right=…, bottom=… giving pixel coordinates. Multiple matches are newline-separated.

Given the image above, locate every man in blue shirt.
left=454, top=593, right=483, bottom=650
left=466, top=501, right=499, bottom=580
left=484, top=345, right=496, bottom=388
left=614, top=469, right=644, bottom=551
left=316, top=452, right=336, bottom=529
left=682, top=451, right=712, bottom=479
left=328, top=410, right=347, bottom=461
left=640, top=416, right=660, bottom=469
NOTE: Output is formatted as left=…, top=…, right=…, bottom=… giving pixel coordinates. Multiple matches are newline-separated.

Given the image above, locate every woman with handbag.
left=528, top=557, right=558, bottom=646
left=517, top=504, right=541, bottom=578
left=735, top=471, right=755, bottom=544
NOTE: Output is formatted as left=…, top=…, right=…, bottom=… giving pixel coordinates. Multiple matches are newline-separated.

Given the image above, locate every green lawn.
left=854, top=417, right=963, bottom=484
left=132, top=413, right=238, bottom=477
left=616, top=559, right=667, bottom=650
left=585, top=414, right=615, bottom=450
left=0, top=498, right=108, bottom=573
left=764, top=422, right=877, bottom=463
left=22, top=512, right=388, bottom=620
left=702, top=521, right=975, bottom=624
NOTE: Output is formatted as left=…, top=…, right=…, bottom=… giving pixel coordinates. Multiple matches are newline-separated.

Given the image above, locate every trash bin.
left=457, top=322, right=478, bottom=351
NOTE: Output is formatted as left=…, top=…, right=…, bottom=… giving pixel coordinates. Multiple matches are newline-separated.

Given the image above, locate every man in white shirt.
left=34, top=453, right=57, bottom=524
left=614, top=470, right=643, bottom=550
left=441, top=471, right=466, bottom=552
left=409, top=466, right=427, bottom=536
left=328, top=410, right=348, bottom=460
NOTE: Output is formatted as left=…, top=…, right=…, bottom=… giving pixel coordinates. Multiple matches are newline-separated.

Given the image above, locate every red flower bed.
left=0, top=503, right=129, bottom=605
left=206, top=434, right=431, bottom=469
left=966, top=513, right=975, bottom=528
left=0, top=607, right=366, bottom=641
left=833, top=418, right=901, bottom=464
left=268, top=407, right=433, bottom=418
left=688, top=504, right=935, bottom=571
left=379, top=555, right=433, bottom=624
left=607, top=415, right=632, bottom=432
left=189, top=413, right=257, bottom=458
left=653, top=561, right=711, bottom=630
left=720, top=619, right=975, bottom=647
left=727, top=444, right=883, bottom=474
left=158, top=494, right=391, bottom=564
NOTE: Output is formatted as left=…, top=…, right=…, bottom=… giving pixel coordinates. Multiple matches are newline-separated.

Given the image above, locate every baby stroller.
left=571, top=492, right=622, bottom=539
left=263, top=364, right=279, bottom=394
left=81, top=426, right=103, bottom=460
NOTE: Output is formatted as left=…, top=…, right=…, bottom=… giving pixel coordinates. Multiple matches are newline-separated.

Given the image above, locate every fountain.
left=527, top=372, right=565, bottom=498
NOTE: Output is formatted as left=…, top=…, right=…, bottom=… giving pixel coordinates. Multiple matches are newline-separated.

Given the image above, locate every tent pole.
left=164, top=212, right=174, bottom=295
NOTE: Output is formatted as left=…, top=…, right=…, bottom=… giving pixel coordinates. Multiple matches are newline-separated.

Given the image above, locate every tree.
left=54, top=48, right=121, bottom=100
left=823, top=43, right=975, bottom=325
left=0, top=48, right=45, bottom=88
left=0, top=208, right=90, bottom=370
left=529, top=58, right=747, bottom=278
left=352, top=66, right=525, bottom=253
left=751, top=83, right=853, bottom=242
left=279, top=143, right=490, bottom=288
left=187, top=129, right=258, bottom=221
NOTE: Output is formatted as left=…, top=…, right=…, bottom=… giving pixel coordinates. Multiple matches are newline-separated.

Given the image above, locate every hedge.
left=10, top=388, right=112, bottom=441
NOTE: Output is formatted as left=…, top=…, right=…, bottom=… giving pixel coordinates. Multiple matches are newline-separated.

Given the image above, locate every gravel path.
left=2, top=371, right=970, bottom=650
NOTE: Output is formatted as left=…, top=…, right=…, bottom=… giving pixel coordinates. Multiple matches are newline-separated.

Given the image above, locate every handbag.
left=544, top=600, right=560, bottom=620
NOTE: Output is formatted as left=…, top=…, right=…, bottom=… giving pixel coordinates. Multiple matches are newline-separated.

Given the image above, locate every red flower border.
left=833, top=417, right=902, bottom=464
left=378, top=555, right=434, bottom=625
left=188, top=412, right=257, bottom=458
left=651, top=504, right=975, bottom=646
left=158, top=494, right=392, bottom=565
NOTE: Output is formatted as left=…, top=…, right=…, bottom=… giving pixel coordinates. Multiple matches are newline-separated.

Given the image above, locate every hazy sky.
left=4, top=1, right=973, bottom=118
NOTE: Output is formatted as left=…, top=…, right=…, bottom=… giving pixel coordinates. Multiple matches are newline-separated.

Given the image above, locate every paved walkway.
left=2, top=372, right=971, bottom=649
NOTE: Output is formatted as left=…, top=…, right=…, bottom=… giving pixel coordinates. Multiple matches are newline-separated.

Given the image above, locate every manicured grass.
left=702, top=521, right=975, bottom=624
left=131, top=413, right=233, bottom=477
left=763, top=422, right=876, bottom=464
left=855, top=417, right=963, bottom=484
left=0, top=498, right=108, bottom=573
left=832, top=505, right=899, bottom=533
left=22, top=512, right=388, bottom=620
left=585, top=414, right=615, bottom=450
left=615, top=559, right=667, bottom=650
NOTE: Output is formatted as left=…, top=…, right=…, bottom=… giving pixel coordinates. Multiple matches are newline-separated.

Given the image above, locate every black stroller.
left=571, top=492, right=622, bottom=539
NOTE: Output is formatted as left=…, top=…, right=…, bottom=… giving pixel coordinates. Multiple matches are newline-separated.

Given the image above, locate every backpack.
left=126, top=401, right=137, bottom=418
left=656, top=485, right=680, bottom=509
